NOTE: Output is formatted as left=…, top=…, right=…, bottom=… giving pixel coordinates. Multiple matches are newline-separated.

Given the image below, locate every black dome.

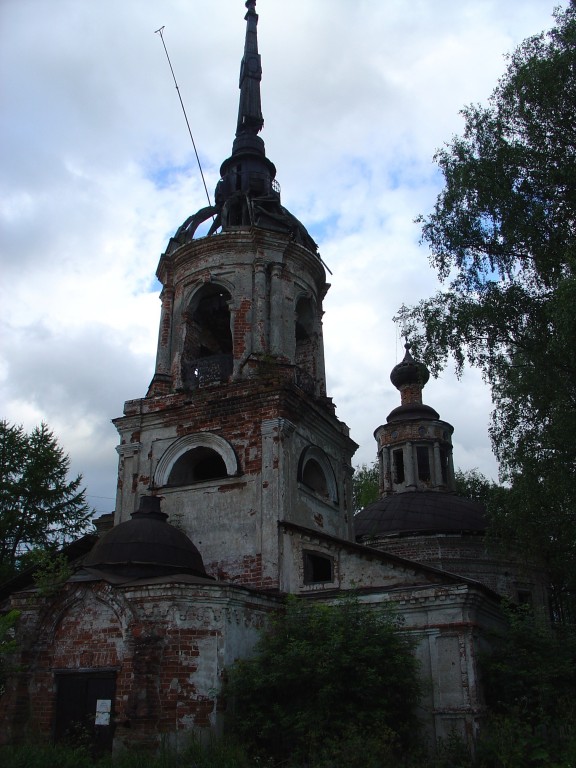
left=84, top=497, right=209, bottom=579
left=355, top=491, right=486, bottom=540
left=390, top=343, right=430, bottom=391
left=386, top=403, right=440, bottom=423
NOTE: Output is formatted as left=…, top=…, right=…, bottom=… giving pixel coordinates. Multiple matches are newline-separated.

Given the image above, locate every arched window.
left=294, top=296, right=316, bottom=392
left=298, top=446, right=338, bottom=504
left=155, top=433, right=238, bottom=488
left=167, top=447, right=227, bottom=486
left=182, top=284, right=233, bottom=389
left=302, top=459, right=329, bottom=498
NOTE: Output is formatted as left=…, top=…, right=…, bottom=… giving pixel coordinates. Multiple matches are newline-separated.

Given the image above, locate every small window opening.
left=303, top=552, right=333, bottom=584
left=302, top=459, right=329, bottom=498
left=417, top=446, right=431, bottom=482
left=168, top=447, right=227, bottom=486
left=295, top=321, right=309, bottom=342
left=517, top=589, right=533, bottom=607
left=393, top=449, right=405, bottom=484
left=440, top=446, right=449, bottom=484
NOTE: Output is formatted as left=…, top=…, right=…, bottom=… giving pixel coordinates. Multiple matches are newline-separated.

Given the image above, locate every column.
left=269, top=263, right=283, bottom=355
left=253, top=261, right=267, bottom=354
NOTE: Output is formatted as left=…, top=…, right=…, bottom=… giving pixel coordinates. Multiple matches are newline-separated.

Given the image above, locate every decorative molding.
left=116, top=443, right=141, bottom=458
left=154, top=432, right=238, bottom=486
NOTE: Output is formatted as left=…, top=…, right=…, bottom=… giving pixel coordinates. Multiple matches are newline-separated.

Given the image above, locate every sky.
left=1, top=0, right=564, bottom=516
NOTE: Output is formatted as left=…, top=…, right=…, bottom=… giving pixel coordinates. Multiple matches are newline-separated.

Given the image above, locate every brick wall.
left=0, top=580, right=280, bottom=751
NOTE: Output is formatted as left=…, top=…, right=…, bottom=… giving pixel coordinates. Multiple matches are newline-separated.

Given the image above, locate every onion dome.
left=84, top=496, right=209, bottom=580
left=387, top=343, right=438, bottom=422
left=355, top=490, right=486, bottom=541
left=390, top=342, right=430, bottom=392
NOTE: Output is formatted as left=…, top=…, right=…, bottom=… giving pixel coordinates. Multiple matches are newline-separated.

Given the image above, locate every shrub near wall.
left=225, top=595, right=422, bottom=766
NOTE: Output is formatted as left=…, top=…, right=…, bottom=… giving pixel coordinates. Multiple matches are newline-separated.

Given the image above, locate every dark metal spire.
left=237, top=0, right=264, bottom=136
left=171, top=0, right=318, bottom=253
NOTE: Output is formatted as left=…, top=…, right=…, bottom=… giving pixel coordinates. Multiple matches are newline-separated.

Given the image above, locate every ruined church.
left=0, top=1, right=548, bottom=755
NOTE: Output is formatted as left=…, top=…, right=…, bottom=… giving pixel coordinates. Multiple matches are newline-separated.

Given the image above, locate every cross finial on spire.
left=393, top=304, right=410, bottom=345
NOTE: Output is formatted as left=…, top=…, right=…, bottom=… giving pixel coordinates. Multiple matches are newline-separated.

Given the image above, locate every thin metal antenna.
left=155, top=26, right=213, bottom=208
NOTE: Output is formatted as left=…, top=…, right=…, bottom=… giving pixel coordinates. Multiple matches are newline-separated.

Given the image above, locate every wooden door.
left=54, top=672, right=116, bottom=755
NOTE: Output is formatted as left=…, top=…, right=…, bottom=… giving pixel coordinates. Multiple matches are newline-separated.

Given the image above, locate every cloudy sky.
left=1, top=0, right=563, bottom=516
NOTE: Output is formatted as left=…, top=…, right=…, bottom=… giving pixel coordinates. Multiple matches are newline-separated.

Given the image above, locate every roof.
left=355, top=491, right=487, bottom=540
left=83, top=497, right=209, bottom=580
left=280, top=519, right=500, bottom=599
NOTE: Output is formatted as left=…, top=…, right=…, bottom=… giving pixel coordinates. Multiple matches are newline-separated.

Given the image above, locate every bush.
left=477, top=604, right=576, bottom=767
left=225, top=594, right=422, bottom=764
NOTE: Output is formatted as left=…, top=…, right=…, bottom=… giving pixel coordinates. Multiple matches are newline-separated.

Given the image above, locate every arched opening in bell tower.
left=181, top=284, right=233, bottom=388
left=295, top=296, right=316, bottom=391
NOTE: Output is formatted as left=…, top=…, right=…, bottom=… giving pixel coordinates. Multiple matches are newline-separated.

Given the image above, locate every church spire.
left=236, top=0, right=264, bottom=137
left=171, top=0, right=318, bottom=252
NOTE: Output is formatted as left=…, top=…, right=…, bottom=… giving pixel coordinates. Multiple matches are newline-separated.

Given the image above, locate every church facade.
left=0, top=1, right=548, bottom=755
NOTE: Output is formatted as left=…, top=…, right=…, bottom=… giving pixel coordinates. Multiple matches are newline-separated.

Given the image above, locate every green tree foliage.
left=454, top=468, right=511, bottom=527
left=0, top=421, right=92, bottom=581
left=225, top=595, right=422, bottom=766
left=400, top=4, right=576, bottom=619
left=478, top=604, right=576, bottom=767
left=454, top=468, right=497, bottom=505
left=30, top=550, right=73, bottom=596
left=352, top=460, right=379, bottom=512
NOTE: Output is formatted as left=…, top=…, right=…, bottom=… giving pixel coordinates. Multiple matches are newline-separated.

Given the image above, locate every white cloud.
left=1, top=0, right=562, bottom=512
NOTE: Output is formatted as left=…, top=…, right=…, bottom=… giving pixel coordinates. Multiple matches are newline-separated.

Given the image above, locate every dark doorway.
left=54, top=672, right=116, bottom=756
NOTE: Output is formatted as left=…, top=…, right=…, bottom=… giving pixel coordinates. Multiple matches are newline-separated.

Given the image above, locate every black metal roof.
left=84, top=497, right=209, bottom=580
left=390, top=343, right=430, bottom=391
left=355, top=491, right=487, bottom=540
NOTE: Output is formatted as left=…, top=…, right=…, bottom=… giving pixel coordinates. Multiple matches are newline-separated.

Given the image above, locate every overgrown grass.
left=0, top=737, right=255, bottom=768
left=2, top=720, right=576, bottom=768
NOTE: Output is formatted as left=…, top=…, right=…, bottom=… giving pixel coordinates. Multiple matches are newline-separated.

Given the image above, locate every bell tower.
left=113, top=0, right=357, bottom=589
left=377, top=343, right=455, bottom=495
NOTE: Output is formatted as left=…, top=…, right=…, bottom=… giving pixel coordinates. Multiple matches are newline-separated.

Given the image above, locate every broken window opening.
left=303, top=551, right=333, bottom=584
left=302, top=459, right=329, bottom=498
left=295, top=296, right=316, bottom=382
left=393, top=449, right=405, bottom=484
left=517, top=589, right=533, bottom=608
left=416, top=446, right=431, bottom=482
left=167, top=447, right=227, bottom=486
left=440, top=446, right=449, bottom=485
left=182, top=285, right=233, bottom=389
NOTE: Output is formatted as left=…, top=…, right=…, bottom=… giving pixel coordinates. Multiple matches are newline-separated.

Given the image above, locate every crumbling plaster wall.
left=154, top=230, right=328, bottom=391
left=0, top=579, right=280, bottom=751
left=279, top=524, right=506, bottom=743
left=114, top=387, right=355, bottom=589
left=372, top=533, right=550, bottom=609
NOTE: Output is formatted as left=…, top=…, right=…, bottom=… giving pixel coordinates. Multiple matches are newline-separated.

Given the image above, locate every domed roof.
left=390, top=343, right=430, bottom=391
left=84, top=496, right=209, bottom=579
left=355, top=491, right=486, bottom=540
left=386, top=402, right=440, bottom=423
